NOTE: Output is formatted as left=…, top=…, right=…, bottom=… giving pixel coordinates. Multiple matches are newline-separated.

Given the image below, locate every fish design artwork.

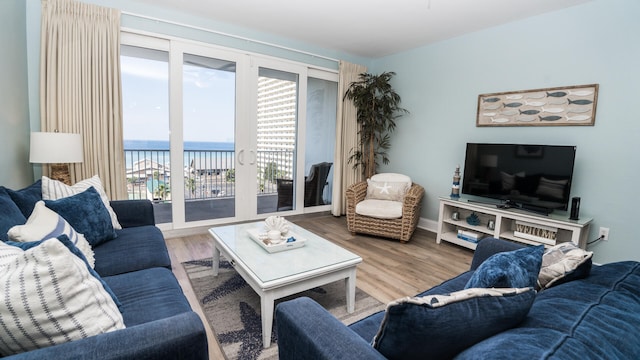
left=483, top=97, right=501, bottom=103
left=483, top=104, right=501, bottom=110
left=547, top=99, right=567, bottom=105
left=524, top=100, right=545, bottom=107
left=519, top=109, right=540, bottom=115
left=516, top=116, right=536, bottom=122
left=539, top=115, right=563, bottom=121
left=483, top=112, right=497, bottom=117
left=541, top=107, right=564, bottom=114
left=503, top=102, right=523, bottom=108
left=546, top=91, right=567, bottom=98
left=505, top=94, right=523, bottom=100
left=568, top=89, right=594, bottom=96
left=526, top=93, right=546, bottom=99
left=491, top=117, right=510, bottom=123
left=566, top=115, right=591, bottom=121
left=567, top=107, right=591, bottom=113
left=500, top=109, right=519, bottom=116
left=568, top=99, right=593, bottom=105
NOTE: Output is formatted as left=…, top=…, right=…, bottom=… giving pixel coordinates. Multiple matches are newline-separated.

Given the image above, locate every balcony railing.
left=125, top=148, right=294, bottom=202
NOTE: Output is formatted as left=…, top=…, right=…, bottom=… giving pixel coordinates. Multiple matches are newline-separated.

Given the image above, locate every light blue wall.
left=371, top=0, right=640, bottom=263
left=0, top=0, right=32, bottom=188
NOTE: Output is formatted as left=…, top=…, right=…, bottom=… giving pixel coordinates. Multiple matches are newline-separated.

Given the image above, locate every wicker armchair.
left=346, top=178, right=424, bottom=243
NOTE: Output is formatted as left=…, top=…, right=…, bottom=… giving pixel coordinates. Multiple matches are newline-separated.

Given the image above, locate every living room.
left=1, top=0, right=640, bottom=358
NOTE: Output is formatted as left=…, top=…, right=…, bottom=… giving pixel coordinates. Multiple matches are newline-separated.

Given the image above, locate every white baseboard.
left=418, top=217, right=438, bottom=234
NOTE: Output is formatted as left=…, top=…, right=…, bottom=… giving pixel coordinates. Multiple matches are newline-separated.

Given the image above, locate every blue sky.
left=121, top=55, right=235, bottom=143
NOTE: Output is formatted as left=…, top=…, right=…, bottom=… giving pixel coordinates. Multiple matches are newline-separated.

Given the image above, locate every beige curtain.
left=40, top=0, right=126, bottom=199
left=331, top=60, right=367, bottom=216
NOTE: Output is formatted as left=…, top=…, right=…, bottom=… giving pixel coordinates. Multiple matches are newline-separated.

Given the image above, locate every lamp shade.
left=29, top=132, right=84, bottom=164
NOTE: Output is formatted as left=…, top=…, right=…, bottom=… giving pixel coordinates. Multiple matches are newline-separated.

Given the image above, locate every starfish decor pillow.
left=366, top=179, right=410, bottom=202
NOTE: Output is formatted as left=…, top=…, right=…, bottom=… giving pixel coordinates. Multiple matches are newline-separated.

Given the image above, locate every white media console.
left=437, top=197, right=592, bottom=250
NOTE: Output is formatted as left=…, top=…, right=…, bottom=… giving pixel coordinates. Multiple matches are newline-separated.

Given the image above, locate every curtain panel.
left=40, top=0, right=126, bottom=199
left=331, top=60, right=367, bottom=216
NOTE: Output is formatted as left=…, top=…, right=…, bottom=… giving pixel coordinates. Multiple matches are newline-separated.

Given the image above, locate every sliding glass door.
left=181, top=53, right=237, bottom=222
left=121, top=33, right=338, bottom=229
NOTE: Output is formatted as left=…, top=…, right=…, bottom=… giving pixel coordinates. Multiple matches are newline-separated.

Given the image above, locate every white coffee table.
left=208, top=221, right=362, bottom=348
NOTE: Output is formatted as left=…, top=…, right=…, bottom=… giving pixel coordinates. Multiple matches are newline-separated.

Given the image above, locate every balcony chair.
left=346, top=173, right=424, bottom=243
left=276, top=179, right=294, bottom=211
left=276, top=162, right=333, bottom=211
left=304, top=162, right=332, bottom=207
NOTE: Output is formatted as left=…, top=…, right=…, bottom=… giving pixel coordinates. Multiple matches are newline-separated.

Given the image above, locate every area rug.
left=183, top=258, right=385, bottom=360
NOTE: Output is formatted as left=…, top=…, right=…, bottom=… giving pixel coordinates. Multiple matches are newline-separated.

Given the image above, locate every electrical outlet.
left=599, top=227, right=610, bottom=241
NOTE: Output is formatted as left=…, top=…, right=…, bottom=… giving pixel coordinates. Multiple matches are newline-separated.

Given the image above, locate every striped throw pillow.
left=41, top=175, right=122, bottom=230
left=8, top=201, right=95, bottom=268
left=0, top=238, right=125, bottom=356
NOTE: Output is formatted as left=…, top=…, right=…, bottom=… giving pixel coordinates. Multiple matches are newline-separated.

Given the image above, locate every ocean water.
left=124, top=140, right=235, bottom=170
left=124, top=140, right=234, bottom=151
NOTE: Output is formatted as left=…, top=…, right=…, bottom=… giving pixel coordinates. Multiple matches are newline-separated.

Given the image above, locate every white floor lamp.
left=30, top=132, right=83, bottom=185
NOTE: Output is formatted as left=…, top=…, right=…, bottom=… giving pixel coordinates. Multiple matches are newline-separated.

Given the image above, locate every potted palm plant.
left=344, top=71, right=408, bottom=179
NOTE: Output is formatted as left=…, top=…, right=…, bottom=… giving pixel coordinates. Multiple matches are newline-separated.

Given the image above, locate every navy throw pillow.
left=0, top=188, right=27, bottom=242
left=6, top=235, right=121, bottom=307
left=465, top=245, right=544, bottom=289
left=373, top=287, right=536, bottom=360
left=3, top=180, right=43, bottom=218
left=44, top=186, right=117, bottom=246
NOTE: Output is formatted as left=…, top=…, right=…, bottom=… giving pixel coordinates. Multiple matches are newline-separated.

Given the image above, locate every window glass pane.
left=305, top=77, right=337, bottom=207
left=121, top=45, right=171, bottom=224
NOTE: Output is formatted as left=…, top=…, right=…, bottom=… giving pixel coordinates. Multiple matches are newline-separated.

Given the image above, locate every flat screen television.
left=461, top=143, right=577, bottom=213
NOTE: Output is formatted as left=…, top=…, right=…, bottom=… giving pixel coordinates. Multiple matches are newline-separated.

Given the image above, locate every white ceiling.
left=134, top=0, right=593, bottom=58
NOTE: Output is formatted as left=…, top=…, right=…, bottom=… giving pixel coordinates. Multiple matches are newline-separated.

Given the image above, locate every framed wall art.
left=476, top=84, right=599, bottom=127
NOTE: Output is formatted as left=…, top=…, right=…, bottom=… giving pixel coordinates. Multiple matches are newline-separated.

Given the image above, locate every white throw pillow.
left=7, top=201, right=95, bottom=268
left=0, top=238, right=124, bottom=356
left=42, top=175, right=122, bottom=229
left=366, top=180, right=411, bottom=201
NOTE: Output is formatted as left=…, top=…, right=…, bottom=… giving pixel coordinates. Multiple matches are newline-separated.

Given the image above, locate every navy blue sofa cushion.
left=0, top=188, right=26, bottom=242
left=104, top=267, right=192, bottom=326
left=44, top=187, right=117, bottom=246
left=3, top=180, right=42, bottom=218
left=93, top=225, right=171, bottom=277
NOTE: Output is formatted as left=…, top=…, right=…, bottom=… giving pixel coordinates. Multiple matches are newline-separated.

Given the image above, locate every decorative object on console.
left=514, top=220, right=558, bottom=246
left=450, top=165, right=461, bottom=199
left=476, top=84, right=598, bottom=127
left=29, top=132, right=83, bottom=185
left=466, top=212, right=480, bottom=226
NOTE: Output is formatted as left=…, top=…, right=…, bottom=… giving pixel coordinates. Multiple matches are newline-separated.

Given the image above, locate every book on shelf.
left=457, top=230, right=480, bottom=243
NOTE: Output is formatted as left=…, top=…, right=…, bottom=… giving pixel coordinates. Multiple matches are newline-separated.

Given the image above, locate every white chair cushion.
left=355, top=199, right=403, bottom=219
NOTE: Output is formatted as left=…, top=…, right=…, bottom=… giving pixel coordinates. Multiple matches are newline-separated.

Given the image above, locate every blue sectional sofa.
left=0, top=182, right=208, bottom=360
left=276, top=238, right=640, bottom=359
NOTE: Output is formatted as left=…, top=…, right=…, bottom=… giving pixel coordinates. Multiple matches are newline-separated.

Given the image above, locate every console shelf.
left=437, top=197, right=592, bottom=250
